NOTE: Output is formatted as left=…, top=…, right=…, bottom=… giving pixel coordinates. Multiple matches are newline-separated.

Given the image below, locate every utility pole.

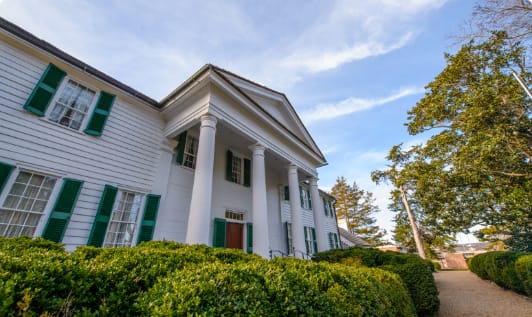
left=399, top=186, right=426, bottom=259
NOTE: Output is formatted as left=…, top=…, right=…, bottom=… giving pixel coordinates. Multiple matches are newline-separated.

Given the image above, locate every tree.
left=375, top=34, right=531, bottom=250
left=330, top=177, right=386, bottom=246
left=459, top=0, right=531, bottom=44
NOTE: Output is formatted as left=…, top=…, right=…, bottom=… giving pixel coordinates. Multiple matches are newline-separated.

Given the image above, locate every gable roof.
left=338, top=228, right=371, bottom=248
left=0, top=17, right=326, bottom=163
left=0, top=16, right=158, bottom=108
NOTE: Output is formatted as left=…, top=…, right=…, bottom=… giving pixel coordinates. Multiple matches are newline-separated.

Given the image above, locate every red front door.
left=225, top=222, right=244, bottom=250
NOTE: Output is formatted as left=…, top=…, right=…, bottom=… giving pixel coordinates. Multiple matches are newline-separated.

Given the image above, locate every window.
left=23, top=63, right=116, bottom=136
left=104, top=190, right=143, bottom=247
left=183, top=135, right=198, bottom=169
left=0, top=171, right=57, bottom=237
left=285, top=222, right=293, bottom=254
left=232, top=155, right=243, bottom=184
left=300, top=187, right=311, bottom=209
left=328, top=232, right=340, bottom=249
left=304, top=226, right=317, bottom=254
left=323, top=199, right=335, bottom=218
left=226, top=150, right=250, bottom=187
left=225, top=210, right=244, bottom=221
left=48, top=80, right=96, bottom=130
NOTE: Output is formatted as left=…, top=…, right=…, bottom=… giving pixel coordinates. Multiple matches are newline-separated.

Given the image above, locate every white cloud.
left=281, top=33, right=413, bottom=73
left=301, top=86, right=425, bottom=124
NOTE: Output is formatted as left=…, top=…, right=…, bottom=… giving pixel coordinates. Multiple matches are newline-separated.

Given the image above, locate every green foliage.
left=0, top=237, right=416, bottom=316
left=468, top=251, right=531, bottom=295
left=331, top=176, right=387, bottom=246
left=139, top=258, right=415, bottom=317
left=373, top=34, right=531, bottom=249
left=314, top=247, right=439, bottom=317
left=515, top=255, right=532, bottom=296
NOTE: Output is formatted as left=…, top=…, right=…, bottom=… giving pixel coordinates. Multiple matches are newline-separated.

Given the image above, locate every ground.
left=434, top=271, right=532, bottom=317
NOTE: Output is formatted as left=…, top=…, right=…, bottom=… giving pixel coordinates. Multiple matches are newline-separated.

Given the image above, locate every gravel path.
left=434, top=270, right=532, bottom=317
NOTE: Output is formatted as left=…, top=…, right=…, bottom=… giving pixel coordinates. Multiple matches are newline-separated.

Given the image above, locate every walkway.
left=434, top=270, right=532, bottom=317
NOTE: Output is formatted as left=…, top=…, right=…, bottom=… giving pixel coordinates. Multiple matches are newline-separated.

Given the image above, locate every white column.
left=309, top=177, right=328, bottom=252
left=250, top=143, right=269, bottom=258
left=287, top=164, right=306, bottom=257
left=186, top=114, right=217, bottom=245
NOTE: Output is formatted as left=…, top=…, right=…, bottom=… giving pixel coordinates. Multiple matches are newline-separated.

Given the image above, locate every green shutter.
left=23, top=63, right=66, bottom=116
left=330, top=202, right=335, bottom=218
left=284, top=186, right=289, bottom=201
left=137, top=194, right=161, bottom=244
left=311, top=227, right=318, bottom=253
left=84, top=91, right=115, bottom=136
left=42, top=179, right=83, bottom=242
left=243, top=158, right=251, bottom=187
left=175, top=131, right=187, bottom=165
left=328, top=232, right=333, bottom=249
left=299, top=186, right=304, bottom=207
left=0, top=162, right=16, bottom=194
left=304, top=226, right=309, bottom=254
left=333, top=233, right=339, bottom=249
left=246, top=222, right=253, bottom=254
left=225, top=150, right=233, bottom=182
left=213, top=218, right=226, bottom=248
left=87, top=185, right=118, bottom=247
left=285, top=222, right=291, bottom=253
left=323, top=198, right=328, bottom=216
left=308, top=189, right=312, bottom=209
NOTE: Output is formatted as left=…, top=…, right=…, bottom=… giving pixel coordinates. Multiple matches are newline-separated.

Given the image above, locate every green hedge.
left=314, top=247, right=440, bottom=317
left=468, top=251, right=531, bottom=296
left=0, top=237, right=416, bottom=316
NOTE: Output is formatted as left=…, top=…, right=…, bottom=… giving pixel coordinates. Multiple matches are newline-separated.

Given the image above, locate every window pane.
left=104, top=190, right=142, bottom=247
left=49, top=80, right=94, bottom=130
left=0, top=171, right=57, bottom=238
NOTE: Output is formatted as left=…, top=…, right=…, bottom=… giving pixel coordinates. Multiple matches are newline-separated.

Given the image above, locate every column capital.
left=249, top=143, right=266, bottom=155
left=286, top=163, right=298, bottom=173
left=309, top=177, right=319, bottom=187
left=200, top=114, right=218, bottom=129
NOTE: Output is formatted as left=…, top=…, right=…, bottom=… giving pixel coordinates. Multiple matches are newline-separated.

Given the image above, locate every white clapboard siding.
left=0, top=40, right=166, bottom=250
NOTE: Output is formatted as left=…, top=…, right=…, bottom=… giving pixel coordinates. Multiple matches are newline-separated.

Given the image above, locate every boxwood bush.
left=468, top=251, right=531, bottom=295
left=314, top=247, right=440, bottom=317
left=1, top=237, right=415, bottom=316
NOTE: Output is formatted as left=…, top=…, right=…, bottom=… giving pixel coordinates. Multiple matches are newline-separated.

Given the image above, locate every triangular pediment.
left=214, top=69, right=323, bottom=159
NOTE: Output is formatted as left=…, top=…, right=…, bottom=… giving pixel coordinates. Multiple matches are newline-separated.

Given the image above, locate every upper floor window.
left=48, top=80, right=96, bottom=130
left=183, top=135, right=198, bottom=169
left=0, top=171, right=57, bottom=237
left=104, top=190, right=143, bottom=247
left=323, top=198, right=335, bottom=218
left=300, top=187, right=311, bottom=209
left=226, top=150, right=250, bottom=187
left=23, top=63, right=115, bottom=136
left=175, top=131, right=198, bottom=169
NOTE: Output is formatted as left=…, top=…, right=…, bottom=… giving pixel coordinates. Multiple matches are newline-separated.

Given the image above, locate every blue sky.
left=0, top=0, right=478, bottom=243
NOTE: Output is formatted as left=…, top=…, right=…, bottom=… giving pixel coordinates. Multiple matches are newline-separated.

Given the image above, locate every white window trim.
left=300, top=187, right=311, bottom=210
left=42, top=75, right=101, bottom=134
left=304, top=226, right=317, bottom=254
left=103, top=189, right=146, bottom=247
left=0, top=167, right=63, bottom=238
left=224, top=210, right=246, bottom=223
left=229, top=150, right=249, bottom=186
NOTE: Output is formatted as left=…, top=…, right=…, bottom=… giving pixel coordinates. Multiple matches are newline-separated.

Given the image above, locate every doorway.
left=225, top=222, right=244, bottom=249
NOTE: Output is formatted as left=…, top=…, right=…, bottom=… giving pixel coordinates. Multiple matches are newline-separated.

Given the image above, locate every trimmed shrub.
left=515, top=255, right=532, bottom=296
left=1, top=238, right=416, bottom=316
left=314, top=247, right=439, bottom=317
left=138, top=258, right=416, bottom=316
left=469, top=251, right=530, bottom=295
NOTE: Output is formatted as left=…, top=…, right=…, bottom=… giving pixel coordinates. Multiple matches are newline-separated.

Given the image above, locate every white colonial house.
left=0, top=17, right=341, bottom=258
